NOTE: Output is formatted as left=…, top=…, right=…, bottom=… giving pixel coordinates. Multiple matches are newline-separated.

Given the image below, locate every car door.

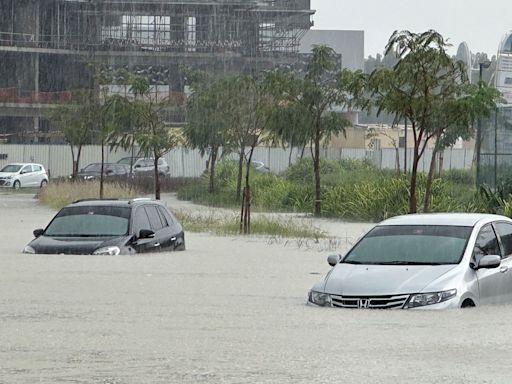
left=473, top=223, right=508, bottom=305
left=131, top=206, right=160, bottom=253
left=19, top=165, right=33, bottom=187
left=144, top=205, right=167, bottom=251
left=493, top=221, right=512, bottom=302
left=32, top=164, right=45, bottom=185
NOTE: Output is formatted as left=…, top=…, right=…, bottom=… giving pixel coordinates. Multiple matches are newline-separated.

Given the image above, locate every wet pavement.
left=0, top=193, right=511, bottom=383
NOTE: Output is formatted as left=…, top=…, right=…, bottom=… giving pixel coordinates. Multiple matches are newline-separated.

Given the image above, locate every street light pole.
left=475, top=60, right=492, bottom=186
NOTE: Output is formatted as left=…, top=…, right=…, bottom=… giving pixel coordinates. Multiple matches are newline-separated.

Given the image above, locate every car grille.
left=330, top=294, right=410, bottom=309
left=0, top=179, right=6, bottom=186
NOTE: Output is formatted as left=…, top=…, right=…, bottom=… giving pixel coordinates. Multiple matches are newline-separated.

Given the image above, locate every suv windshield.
left=0, top=164, right=22, bottom=173
left=343, top=225, right=473, bottom=265
left=45, top=206, right=130, bottom=237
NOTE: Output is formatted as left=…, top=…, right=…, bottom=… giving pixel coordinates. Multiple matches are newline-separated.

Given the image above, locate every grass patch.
left=39, top=180, right=138, bottom=210
left=174, top=210, right=326, bottom=239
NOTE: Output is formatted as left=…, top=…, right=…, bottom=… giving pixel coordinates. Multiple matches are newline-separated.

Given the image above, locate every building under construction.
left=0, top=0, right=314, bottom=142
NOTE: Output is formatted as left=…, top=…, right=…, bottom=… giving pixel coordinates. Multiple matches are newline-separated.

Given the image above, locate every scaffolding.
left=0, top=0, right=312, bottom=56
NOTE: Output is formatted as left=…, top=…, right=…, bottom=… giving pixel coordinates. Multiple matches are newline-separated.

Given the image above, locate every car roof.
left=4, top=162, right=43, bottom=166
left=65, top=198, right=165, bottom=209
left=379, top=213, right=511, bottom=227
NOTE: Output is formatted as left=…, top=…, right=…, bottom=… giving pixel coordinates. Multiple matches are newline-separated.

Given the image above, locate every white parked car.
left=0, top=163, right=49, bottom=189
left=117, top=157, right=170, bottom=177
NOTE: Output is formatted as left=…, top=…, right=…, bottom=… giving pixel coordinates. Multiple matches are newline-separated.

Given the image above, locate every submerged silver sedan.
left=309, top=213, right=512, bottom=309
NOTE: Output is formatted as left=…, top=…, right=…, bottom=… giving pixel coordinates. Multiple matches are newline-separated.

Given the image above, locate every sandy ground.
left=1, top=192, right=512, bottom=383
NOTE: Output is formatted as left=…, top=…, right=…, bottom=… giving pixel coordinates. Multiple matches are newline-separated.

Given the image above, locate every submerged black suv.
left=23, top=198, right=185, bottom=255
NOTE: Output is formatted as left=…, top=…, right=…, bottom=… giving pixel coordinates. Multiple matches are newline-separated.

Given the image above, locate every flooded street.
left=1, top=193, right=511, bottom=383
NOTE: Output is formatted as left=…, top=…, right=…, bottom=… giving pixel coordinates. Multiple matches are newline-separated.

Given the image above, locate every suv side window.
left=473, top=224, right=501, bottom=263
left=133, top=207, right=151, bottom=235
left=156, top=206, right=170, bottom=227
left=145, top=205, right=163, bottom=231
left=158, top=206, right=175, bottom=225
left=495, top=222, right=512, bottom=259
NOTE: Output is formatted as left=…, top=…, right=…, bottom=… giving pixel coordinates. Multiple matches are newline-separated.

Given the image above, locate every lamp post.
left=475, top=60, right=492, bottom=186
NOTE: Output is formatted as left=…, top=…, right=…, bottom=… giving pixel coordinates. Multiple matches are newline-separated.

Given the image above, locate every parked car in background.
left=76, top=163, right=130, bottom=181
left=23, top=198, right=185, bottom=255
left=251, top=160, right=270, bottom=173
left=0, top=163, right=48, bottom=189
left=117, top=157, right=170, bottom=177
left=309, top=213, right=512, bottom=310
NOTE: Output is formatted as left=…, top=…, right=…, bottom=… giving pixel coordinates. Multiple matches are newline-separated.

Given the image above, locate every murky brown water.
left=0, top=193, right=510, bottom=383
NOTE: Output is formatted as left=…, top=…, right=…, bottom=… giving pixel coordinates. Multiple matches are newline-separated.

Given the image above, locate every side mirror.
left=134, top=164, right=141, bottom=168
left=33, top=228, right=44, bottom=237
left=139, top=229, right=155, bottom=239
left=327, top=254, right=341, bottom=267
left=475, top=255, right=501, bottom=269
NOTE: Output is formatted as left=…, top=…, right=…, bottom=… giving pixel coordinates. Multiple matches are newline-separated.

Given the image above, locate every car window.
left=156, top=206, right=169, bottom=227
left=158, top=158, right=164, bottom=165
left=495, top=222, right=512, bottom=259
left=133, top=207, right=151, bottom=235
left=473, top=224, right=501, bottom=262
left=158, top=206, right=176, bottom=226
left=145, top=205, right=164, bottom=231
left=0, top=164, right=22, bottom=173
left=21, top=165, right=32, bottom=173
left=45, top=206, right=130, bottom=237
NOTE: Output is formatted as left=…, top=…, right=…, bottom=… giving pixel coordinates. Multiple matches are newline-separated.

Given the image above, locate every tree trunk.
left=100, top=142, right=105, bottom=199
left=236, top=143, right=245, bottom=200
left=154, top=155, right=161, bottom=200
left=208, top=147, right=218, bottom=194
left=313, top=130, right=322, bottom=217
left=70, top=145, right=76, bottom=180
left=409, top=145, right=420, bottom=214
left=288, top=145, right=293, bottom=167
left=395, top=147, right=400, bottom=176
left=76, top=145, right=82, bottom=180
left=423, top=140, right=441, bottom=212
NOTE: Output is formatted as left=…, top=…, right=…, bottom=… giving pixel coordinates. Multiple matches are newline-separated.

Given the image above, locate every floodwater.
left=0, top=193, right=511, bottom=383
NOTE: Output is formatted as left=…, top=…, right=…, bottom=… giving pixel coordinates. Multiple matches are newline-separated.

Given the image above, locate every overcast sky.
left=310, top=0, right=511, bottom=57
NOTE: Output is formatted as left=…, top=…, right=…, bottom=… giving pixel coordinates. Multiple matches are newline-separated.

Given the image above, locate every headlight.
left=22, top=246, right=35, bottom=254
left=5, top=175, right=12, bottom=179
left=406, top=289, right=457, bottom=308
left=308, top=291, right=331, bottom=307
left=93, top=246, right=120, bottom=256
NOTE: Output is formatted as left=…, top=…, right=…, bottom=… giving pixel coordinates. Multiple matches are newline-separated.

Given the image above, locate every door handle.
left=500, top=266, right=509, bottom=273
left=153, top=242, right=160, bottom=247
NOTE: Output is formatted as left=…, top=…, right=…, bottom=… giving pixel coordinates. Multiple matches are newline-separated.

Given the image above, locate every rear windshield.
left=343, top=225, right=473, bottom=265
left=0, top=164, right=22, bottom=172
left=45, top=206, right=130, bottom=237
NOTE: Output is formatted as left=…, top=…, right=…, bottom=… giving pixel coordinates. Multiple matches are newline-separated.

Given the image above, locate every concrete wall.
left=299, top=30, right=364, bottom=71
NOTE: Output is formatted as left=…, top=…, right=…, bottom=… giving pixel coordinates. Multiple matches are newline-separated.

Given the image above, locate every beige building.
left=329, top=124, right=475, bottom=150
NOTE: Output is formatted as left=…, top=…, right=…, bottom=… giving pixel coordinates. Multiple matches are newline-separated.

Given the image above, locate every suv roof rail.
left=72, top=198, right=120, bottom=204
left=129, top=197, right=153, bottom=204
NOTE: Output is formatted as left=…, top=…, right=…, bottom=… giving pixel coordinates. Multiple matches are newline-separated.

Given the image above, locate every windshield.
left=343, top=225, right=473, bottom=265
left=45, top=206, right=130, bottom=237
left=0, top=164, right=22, bottom=173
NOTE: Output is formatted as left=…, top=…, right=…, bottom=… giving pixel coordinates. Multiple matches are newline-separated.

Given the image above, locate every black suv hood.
left=28, top=235, right=129, bottom=255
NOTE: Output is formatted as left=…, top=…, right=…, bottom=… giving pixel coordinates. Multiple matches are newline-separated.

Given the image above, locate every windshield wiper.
left=343, top=260, right=365, bottom=264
